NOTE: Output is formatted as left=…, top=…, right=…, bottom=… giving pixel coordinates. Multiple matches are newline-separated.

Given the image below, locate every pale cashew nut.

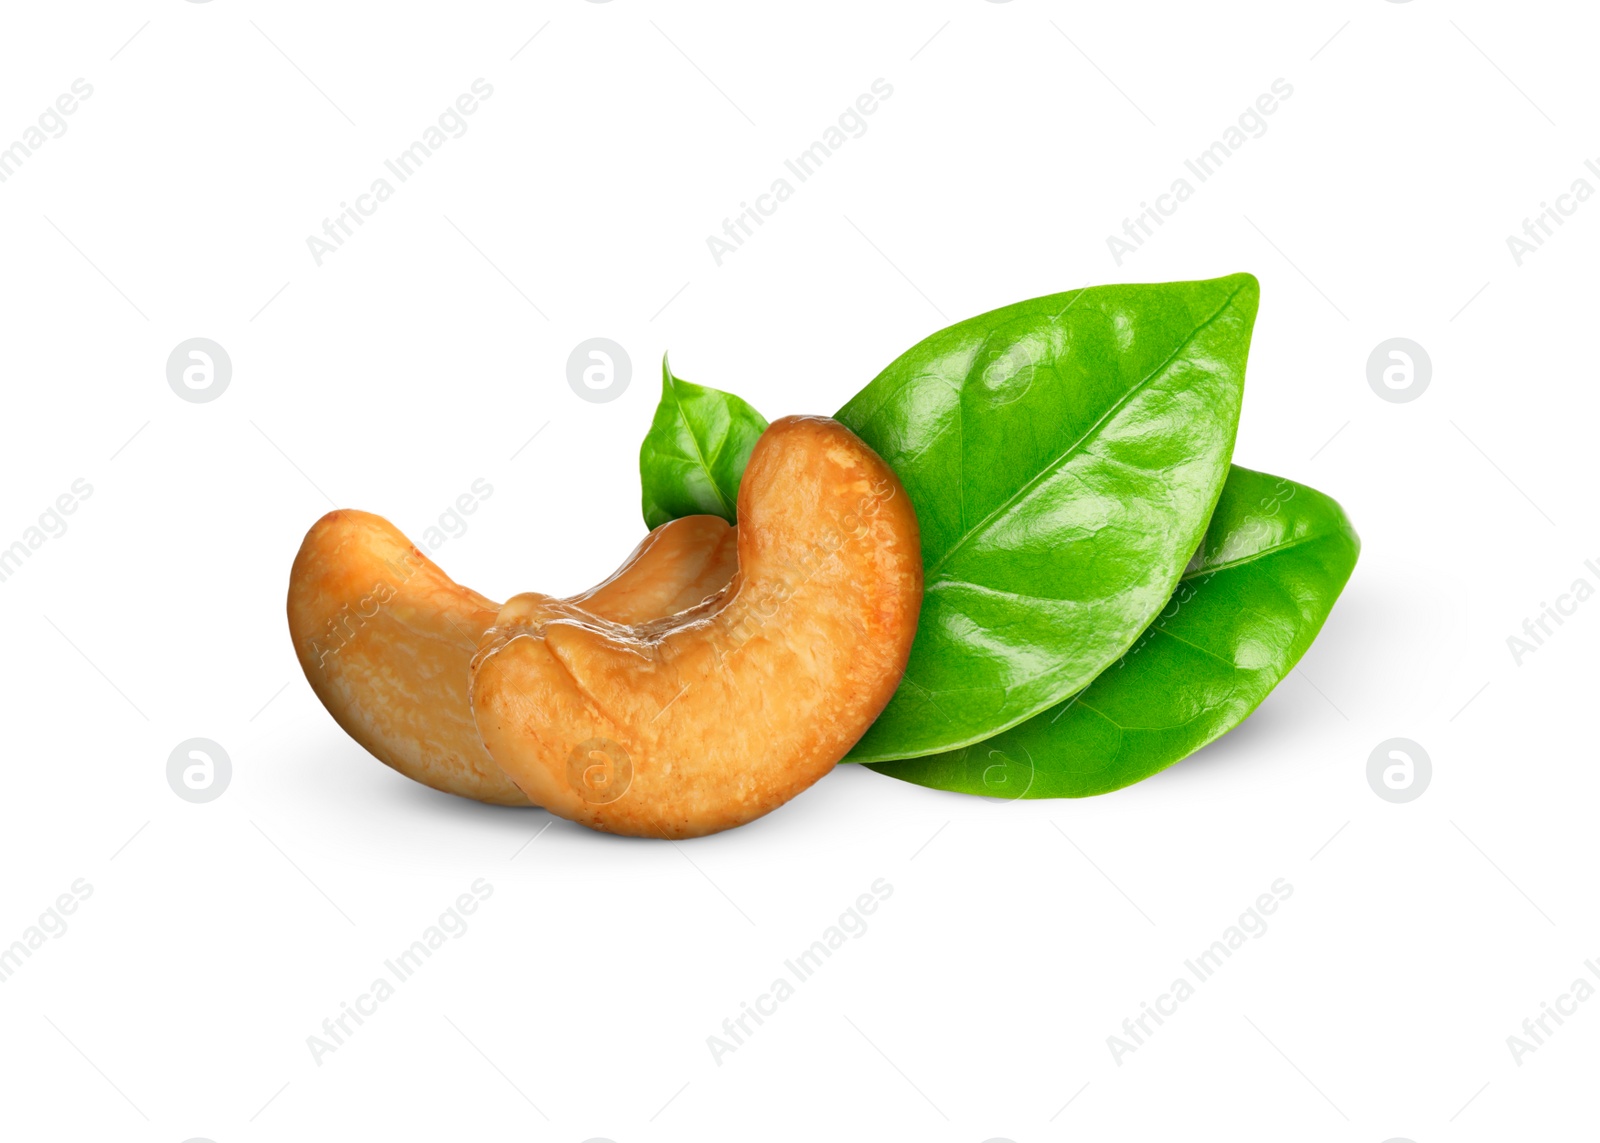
left=287, top=511, right=737, bottom=805
left=470, top=415, right=923, bottom=838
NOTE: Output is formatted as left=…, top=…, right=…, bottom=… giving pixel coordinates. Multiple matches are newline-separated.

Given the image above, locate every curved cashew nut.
left=287, top=511, right=738, bottom=805
left=470, top=415, right=923, bottom=838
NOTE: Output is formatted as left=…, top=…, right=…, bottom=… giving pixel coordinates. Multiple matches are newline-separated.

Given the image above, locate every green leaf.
left=837, top=274, right=1259, bottom=762
left=639, top=357, right=769, bottom=530
left=865, top=466, right=1360, bottom=797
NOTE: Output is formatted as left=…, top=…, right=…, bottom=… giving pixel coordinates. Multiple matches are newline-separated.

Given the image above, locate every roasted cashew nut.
left=287, top=511, right=737, bottom=805
left=470, top=415, right=923, bottom=837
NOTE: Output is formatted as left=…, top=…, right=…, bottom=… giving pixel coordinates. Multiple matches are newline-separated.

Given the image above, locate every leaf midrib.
left=668, top=375, right=735, bottom=518
left=1051, top=511, right=1349, bottom=728
left=923, top=280, right=1250, bottom=582
left=1182, top=522, right=1347, bottom=581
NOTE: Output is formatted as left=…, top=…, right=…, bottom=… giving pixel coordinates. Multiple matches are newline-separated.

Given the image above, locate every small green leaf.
left=865, top=466, right=1360, bottom=797
left=838, top=274, right=1259, bottom=761
left=639, top=357, right=769, bottom=530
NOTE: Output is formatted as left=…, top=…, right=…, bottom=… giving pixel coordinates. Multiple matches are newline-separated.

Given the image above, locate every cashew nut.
left=287, top=510, right=738, bottom=805
left=470, top=415, right=923, bottom=837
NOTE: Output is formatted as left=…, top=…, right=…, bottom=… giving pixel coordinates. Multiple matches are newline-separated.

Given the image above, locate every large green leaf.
left=639, top=358, right=768, bottom=529
left=866, top=466, right=1360, bottom=796
left=837, top=274, right=1259, bottom=761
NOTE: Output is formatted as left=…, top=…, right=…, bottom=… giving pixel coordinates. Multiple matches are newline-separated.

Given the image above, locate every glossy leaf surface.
left=866, top=467, right=1360, bottom=796
left=640, top=359, right=768, bottom=529
left=837, top=274, right=1258, bottom=761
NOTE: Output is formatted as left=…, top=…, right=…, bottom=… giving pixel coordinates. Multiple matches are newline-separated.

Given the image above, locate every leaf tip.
left=1226, top=271, right=1261, bottom=312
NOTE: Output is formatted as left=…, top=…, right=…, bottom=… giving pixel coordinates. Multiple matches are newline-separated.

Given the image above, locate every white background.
left=0, top=1, right=1594, bottom=1140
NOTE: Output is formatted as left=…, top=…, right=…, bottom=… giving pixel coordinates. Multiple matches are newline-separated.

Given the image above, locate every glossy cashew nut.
left=287, top=510, right=738, bottom=805
left=470, top=415, right=923, bottom=838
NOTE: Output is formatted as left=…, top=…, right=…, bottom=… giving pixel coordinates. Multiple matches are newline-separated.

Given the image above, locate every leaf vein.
left=925, top=280, right=1250, bottom=580
left=669, top=374, right=735, bottom=517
